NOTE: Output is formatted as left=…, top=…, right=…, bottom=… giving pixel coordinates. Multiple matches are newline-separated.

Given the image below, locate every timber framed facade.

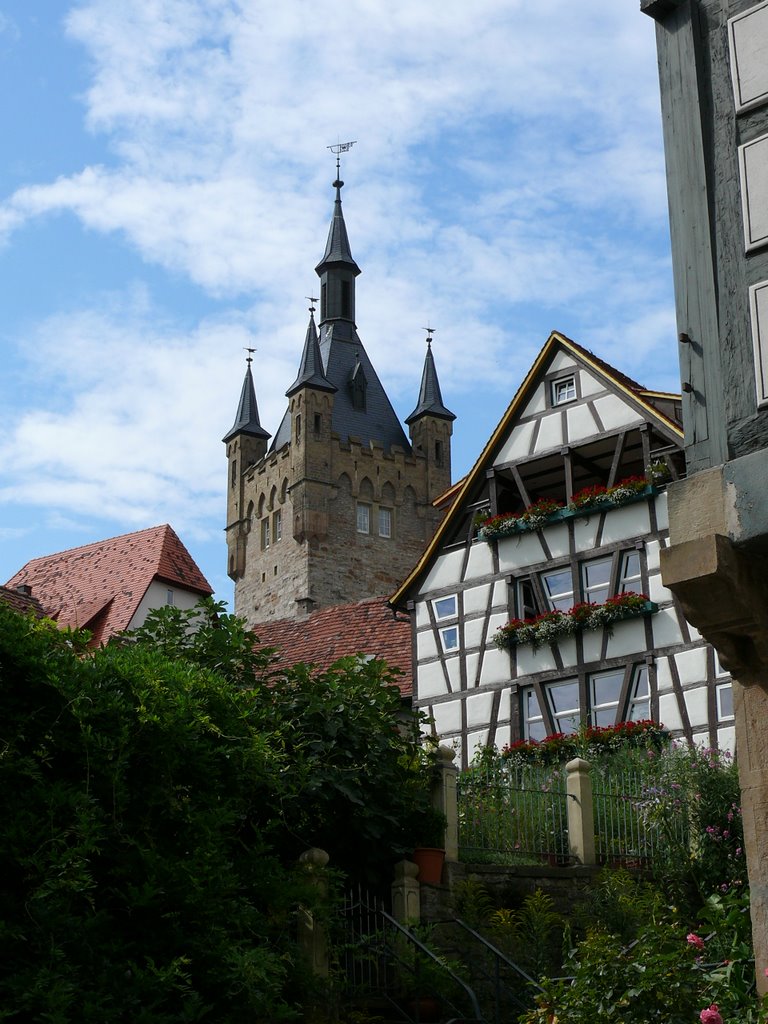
left=392, top=332, right=736, bottom=767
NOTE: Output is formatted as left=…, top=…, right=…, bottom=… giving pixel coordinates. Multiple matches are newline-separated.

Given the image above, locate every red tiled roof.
left=6, top=525, right=212, bottom=646
left=252, top=597, right=413, bottom=697
left=0, top=584, right=46, bottom=619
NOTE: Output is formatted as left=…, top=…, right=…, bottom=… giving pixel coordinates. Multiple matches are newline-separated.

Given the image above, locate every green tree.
left=0, top=600, right=431, bottom=1022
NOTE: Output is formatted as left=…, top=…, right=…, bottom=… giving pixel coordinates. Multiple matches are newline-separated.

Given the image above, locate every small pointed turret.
left=315, top=175, right=361, bottom=326
left=405, top=332, right=456, bottom=424
left=222, top=357, right=271, bottom=443
left=315, top=177, right=361, bottom=276
left=286, top=306, right=337, bottom=397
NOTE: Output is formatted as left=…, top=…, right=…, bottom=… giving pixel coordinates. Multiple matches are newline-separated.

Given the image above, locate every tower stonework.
left=224, top=177, right=454, bottom=626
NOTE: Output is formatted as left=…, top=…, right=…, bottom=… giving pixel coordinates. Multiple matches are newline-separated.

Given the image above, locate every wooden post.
left=566, top=757, right=596, bottom=866
left=297, top=847, right=330, bottom=978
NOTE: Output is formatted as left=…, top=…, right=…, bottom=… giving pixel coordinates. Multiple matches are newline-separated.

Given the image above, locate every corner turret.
left=406, top=330, right=455, bottom=500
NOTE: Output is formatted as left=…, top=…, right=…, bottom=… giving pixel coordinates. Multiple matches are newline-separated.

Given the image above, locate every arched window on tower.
left=341, top=280, right=351, bottom=319
left=321, top=283, right=327, bottom=320
left=435, top=440, right=444, bottom=467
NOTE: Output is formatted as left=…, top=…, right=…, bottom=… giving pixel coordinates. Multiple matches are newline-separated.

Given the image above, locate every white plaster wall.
left=544, top=523, right=569, bottom=558
left=466, top=730, right=489, bottom=760
left=717, top=725, right=736, bottom=754
left=418, top=664, right=448, bottom=699
left=579, top=370, right=604, bottom=397
left=646, top=538, right=662, bottom=573
left=535, top=413, right=563, bottom=451
left=527, top=383, right=547, bottom=415
left=497, top=532, right=547, bottom=572
left=600, top=503, right=651, bottom=545
left=516, top=645, right=557, bottom=674
left=573, top=516, right=600, bottom=552
left=421, top=548, right=465, bottom=591
left=684, top=686, right=709, bottom=728
left=465, top=651, right=480, bottom=687
left=566, top=403, right=600, bottom=444
left=651, top=608, right=685, bottom=648
left=549, top=351, right=578, bottom=372
left=480, top=646, right=512, bottom=686
left=673, top=646, right=708, bottom=685
left=467, top=691, right=495, bottom=728
left=655, top=656, right=673, bottom=694
left=659, top=691, right=683, bottom=731
left=129, top=581, right=203, bottom=630
left=495, top=724, right=512, bottom=752
left=492, top=579, right=509, bottom=607
left=465, top=542, right=493, bottom=581
left=648, top=571, right=672, bottom=606
left=417, top=630, right=438, bottom=661
left=431, top=700, right=462, bottom=735
left=445, top=657, right=462, bottom=691
left=557, top=637, right=578, bottom=668
left=464, top=617, right=488, bottom=649
left=496, top=420, right=535, bottom=464
left=464, top=583, right=492, bottom=616
left=592, top=393, right=644, bottom=431
left=605, top=618, right=648, bottom=659
left=655, top=491, right=669, bottom=531
left=415, top=601, right=430, bottom=629
left=582, top=630, right=603, bottom=662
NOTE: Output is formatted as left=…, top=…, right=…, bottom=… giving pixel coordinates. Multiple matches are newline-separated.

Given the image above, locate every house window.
left=432, top=595, right=457, bottom=621
left=582, top=556, right=613, bottom=605
left=541, top=568, right=574, bottom=612
left=590, top=669, right=625, bottom=727
left=546, top=678, right=580, bottom=734
left=273, top=509, right=282, bottom=543
left=378, top=507, right=392, bottom=538
left=356, top=503, right=370, bottom=534
left=440, top=626, right=459, bottom=652
left=619, top=550, right=643, bottom=593
left=627, top=665, right=651, bottom=721
left=517, top=577, right=538, bottom=619
left=522, top=687, right=547, bottom=742
left=166, top=589, right=174, bottom=606
left=551, top=375, right=577, bottom=405
left=261, top=518, right=270, bottom=550
left=716, top=682, right=735, bottom=722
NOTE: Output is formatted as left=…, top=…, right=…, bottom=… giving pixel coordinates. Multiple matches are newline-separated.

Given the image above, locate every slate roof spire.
left=406, top=331, right=456, bottom=424
left=315, top=155, right=361, bottom=278
left=286, top=303, right=337, bottom=397
left=222, top=351, right=271, bottom=443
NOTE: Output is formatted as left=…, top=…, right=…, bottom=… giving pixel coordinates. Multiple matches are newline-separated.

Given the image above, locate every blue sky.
left=0, top=0, right=678, bottom=608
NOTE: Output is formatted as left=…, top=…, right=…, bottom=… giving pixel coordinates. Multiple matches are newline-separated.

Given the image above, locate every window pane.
left=433, top=596, right=457, bottom=620
left=628, top=666, right=650, bottom=720
left=717, top=683, right=734, bottom=721
left=379, top=507, right=392, bottom=538
left=522, top=687, right=546, bottom=741
left=552, top=376, right=576, bottom=405
left=527, top=719, right=548, bottom=742
left=593, top=707, right=616, bottom=727
left=356, top=503, right=370, bottom=534
left=549, top=681, right=579, bottom=714
left=592, top=670, right=624, bottom=707
left=525, top=688, right=542, bottom=719
left=518, top=578, right=537, bottom=618
left=583, top=557, right=612, bottom=604
left=542, top=569, right=574, bottom=611
left=440, top=626, right=459, bottom=651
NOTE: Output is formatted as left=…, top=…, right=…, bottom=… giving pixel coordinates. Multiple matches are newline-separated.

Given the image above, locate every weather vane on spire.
left=244, top=346, right=256, bottom=366
left=423, top=325, right=436, bottom=347
left=306, top=294, right=318, bottom=314
left=327, top=140, right=357, bottom=182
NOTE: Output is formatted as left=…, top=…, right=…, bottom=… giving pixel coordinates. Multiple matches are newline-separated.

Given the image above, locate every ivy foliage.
left=0, top=599, right=432, bottom=1022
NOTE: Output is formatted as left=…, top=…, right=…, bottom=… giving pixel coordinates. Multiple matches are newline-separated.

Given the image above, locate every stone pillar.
left=660, top=472, right=768, bottom=996
left=565, top=757, right=596, bottom=867
left=432, top=745, right=459, bottom=862
left=391, top=859, right=421, bottom=925
left=297, top=847, right=330, bottom=978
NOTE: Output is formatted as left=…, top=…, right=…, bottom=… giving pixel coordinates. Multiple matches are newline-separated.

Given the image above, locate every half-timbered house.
left=390, top=331, right=736, bottom=767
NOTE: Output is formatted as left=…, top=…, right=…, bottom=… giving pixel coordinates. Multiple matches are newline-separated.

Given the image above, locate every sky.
left=0, top=0, right=679, bottom=609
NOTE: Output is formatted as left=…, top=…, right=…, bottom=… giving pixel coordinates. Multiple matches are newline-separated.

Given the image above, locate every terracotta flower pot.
left=411, top=847, right=445, bottom=884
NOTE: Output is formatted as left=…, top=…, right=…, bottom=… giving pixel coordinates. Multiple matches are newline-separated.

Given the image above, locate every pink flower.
left=764, top=967, right=768, bottom=978
left=700, top=1005, right=723, bottom=1024
left=687, top=933, right=705, bottom=950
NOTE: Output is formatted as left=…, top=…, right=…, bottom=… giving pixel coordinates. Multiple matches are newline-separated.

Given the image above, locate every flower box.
left=477, top=480, right=659, bottom=542
left=493, top=595, right=658, bottom=652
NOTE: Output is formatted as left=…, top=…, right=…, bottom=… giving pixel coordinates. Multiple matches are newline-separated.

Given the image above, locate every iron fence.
left=457, top=762, right=570, bottom=864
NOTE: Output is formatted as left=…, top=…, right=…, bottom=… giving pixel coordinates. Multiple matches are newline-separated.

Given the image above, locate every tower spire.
left=406, top=329, right=456, bottom=424
left=286, top=301, right=337, bottom=396
left=222, top=352, right=271, bottom=442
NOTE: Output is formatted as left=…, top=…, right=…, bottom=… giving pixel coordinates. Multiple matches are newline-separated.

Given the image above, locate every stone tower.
left=224, top=173, right=455, bottom=626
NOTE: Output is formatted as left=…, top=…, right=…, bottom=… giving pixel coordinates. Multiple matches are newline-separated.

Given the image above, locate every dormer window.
left=551, top=375, right=577, bottom=405
left=350, top=359, right=367, bottom=411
